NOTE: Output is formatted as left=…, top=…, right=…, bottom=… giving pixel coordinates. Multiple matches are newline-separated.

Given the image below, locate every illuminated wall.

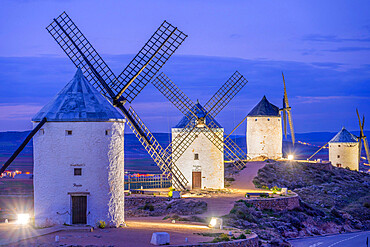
left=329, top=142, right=359, bottom=171
left=171, top=128, right=224, bottom=190
left=33, top=121, right=125, bottom=227
left=246, top=116, right=282, bottom=159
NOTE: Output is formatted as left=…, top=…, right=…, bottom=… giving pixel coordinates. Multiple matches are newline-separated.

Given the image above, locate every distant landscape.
left=0, top=130, right=369, bottom=174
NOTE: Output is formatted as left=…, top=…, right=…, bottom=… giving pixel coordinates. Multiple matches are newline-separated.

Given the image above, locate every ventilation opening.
left=74, top=168, right=82, bottom=176
left=66, top=130, right=73, bottom=136
left=105, top=129, right=111, bottom=136
left=194, top=153, right=199, bottom=160
left=39, top=129, right=45, bottom=135
left=337, top=155, right=340, bottom=158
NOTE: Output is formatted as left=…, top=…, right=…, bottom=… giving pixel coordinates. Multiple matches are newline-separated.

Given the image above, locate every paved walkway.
left=0, top=223, right=75, bottom=246
left=5, top=220, right=225, bottom=246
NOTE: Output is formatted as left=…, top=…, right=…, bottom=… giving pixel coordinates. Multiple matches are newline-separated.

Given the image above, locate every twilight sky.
left=0, top=0, right=369, bottom=136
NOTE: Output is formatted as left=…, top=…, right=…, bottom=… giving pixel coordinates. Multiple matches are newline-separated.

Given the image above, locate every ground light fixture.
left=208, top=217, right=223, bottom=229
left=17, top=213, right=30, bottom=225
left=287, top=154, right=294, bottom=161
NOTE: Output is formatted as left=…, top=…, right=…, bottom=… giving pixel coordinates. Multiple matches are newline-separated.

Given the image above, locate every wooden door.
left=192, top=171, right=201, bottom=189
left=72, top=196, right=87, bottom=224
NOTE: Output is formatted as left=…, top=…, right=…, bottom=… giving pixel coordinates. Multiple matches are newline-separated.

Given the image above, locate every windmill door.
left=192, top=172, right=201, bottom=189
left=72, top=196, right=87, bottom=224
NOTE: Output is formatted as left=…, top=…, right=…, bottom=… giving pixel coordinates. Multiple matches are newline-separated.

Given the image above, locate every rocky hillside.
left=225, top=161, right=370, bottom=244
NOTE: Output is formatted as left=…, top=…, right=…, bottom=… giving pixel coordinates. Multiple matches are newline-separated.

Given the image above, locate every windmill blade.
left=203, top=71, right=248, bottom=118
left=362, top=115, right=365, bottom=134
left=224, top=136, right=249, bottom=170
left=116, top=21, right=187, bottom=103
left=287, top=110, right=295, bottom=145
left=124, top=106, right=188, bottom=190
left=364, top=137, right=370, bottom=164
left=1, top=118, right=47, bottom=174
left=282, top=72, right=295, bottom=145
left=46, top=12, right=117, bottom=98
left=356, top=109, right=367, bottom=162
left=282, top=72, right=290, bottom=108
left=356, top=109, right=364, bottom=137
left=283, top=98, right=287, bottom=139
left=359, top=137, right=363, bottom=162
left=167, top=123, right=202, bottom=164
left=203, top=117, right=249, bottom=169
left=152, top=72, right=200, bottom=118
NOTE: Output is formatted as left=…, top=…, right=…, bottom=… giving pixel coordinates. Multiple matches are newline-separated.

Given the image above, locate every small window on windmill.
left=66, top=130, right=73, bottom=136
left=255, top=119, right=257, bottom=121
left=338, top=145, right=341, bottom=147
left=39, top=129, right=45, bottom=135
left=105, top=129, right=111, bottom=136
left=74, top=168, right=82, bottom=176
left=278, top=119, right=280, bottom=121
left=194, top=153, right=199, bottom=160
left=267, top=118, right=270, bottom=121
left=337, top=155, right=340, bottom=158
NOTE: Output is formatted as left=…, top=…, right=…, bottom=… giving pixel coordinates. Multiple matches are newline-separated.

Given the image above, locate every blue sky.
left=0, top=0, right=369, bottom=135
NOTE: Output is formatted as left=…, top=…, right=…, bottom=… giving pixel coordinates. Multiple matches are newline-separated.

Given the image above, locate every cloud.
left=0, top=54, right=369, bottom=132
left=303, top=34, right=370, bottom=43
left=311, top=62, right=343, bottom=69
left=325, top=47, right=370, bottom=53
left=295, top=95, right=370, bottom=104
left=0, top=104, right=42, bottom=120
left=230, top=34, right=242, bottom=39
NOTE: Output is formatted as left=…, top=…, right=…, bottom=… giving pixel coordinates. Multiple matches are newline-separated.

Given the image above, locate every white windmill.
left=246, top=73, right=295, bottom=159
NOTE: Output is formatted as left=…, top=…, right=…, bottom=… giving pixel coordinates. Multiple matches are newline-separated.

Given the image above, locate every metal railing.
left=124, top=174, right=171, bottom=190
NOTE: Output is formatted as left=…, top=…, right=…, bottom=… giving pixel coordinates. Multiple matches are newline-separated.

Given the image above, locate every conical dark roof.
left=329, top=127, right=358, bottom=143
left=32, top=68, right=124, bottom=122
left=247, top=96, right=280, bottom=117
left=174, top=103, right=222, bottom=128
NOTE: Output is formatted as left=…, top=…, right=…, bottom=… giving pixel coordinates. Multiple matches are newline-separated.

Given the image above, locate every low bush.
left=98, top=220, right=106, bottom=229
left=211, top=233, right=230, bottom=243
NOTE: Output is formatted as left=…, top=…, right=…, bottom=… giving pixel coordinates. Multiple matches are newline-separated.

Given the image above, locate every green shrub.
left=260, top=193, right=269, bottom=198
left=245, top=229, right=251, bottom=234
left=271, top=186, right=282, bottom=193
left=237, top=233, right=246, bottom=239
left=98, top=220, right=106, bottom=229
left=211, top=233, right=230, bottom=243
left=143, top=203, right=154, bottom=211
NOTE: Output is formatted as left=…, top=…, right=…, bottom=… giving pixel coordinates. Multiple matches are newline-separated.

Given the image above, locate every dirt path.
left=230, top=161, right=267, bottom=191
left=195, top=161, right=268, bottom=218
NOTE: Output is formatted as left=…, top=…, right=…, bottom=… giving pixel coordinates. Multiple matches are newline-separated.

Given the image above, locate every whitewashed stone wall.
left=247, top=116, right=282, bottom=159
left=33, top=121, right=125, bottom=227
left=171, top=128, right=224, bottom=190
left=329, top=142, right=359, bottom=171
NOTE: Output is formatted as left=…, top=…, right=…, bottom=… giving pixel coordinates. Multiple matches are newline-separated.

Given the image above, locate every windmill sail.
left=152, top=72, right=249, bottom=170
left=357, top=109, right=370, bottom=164
left=47, top=12, right=188, bottom=189
left=0, top=118, right=47, bottom=174
left=282, top=72, right=295, bottom=145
